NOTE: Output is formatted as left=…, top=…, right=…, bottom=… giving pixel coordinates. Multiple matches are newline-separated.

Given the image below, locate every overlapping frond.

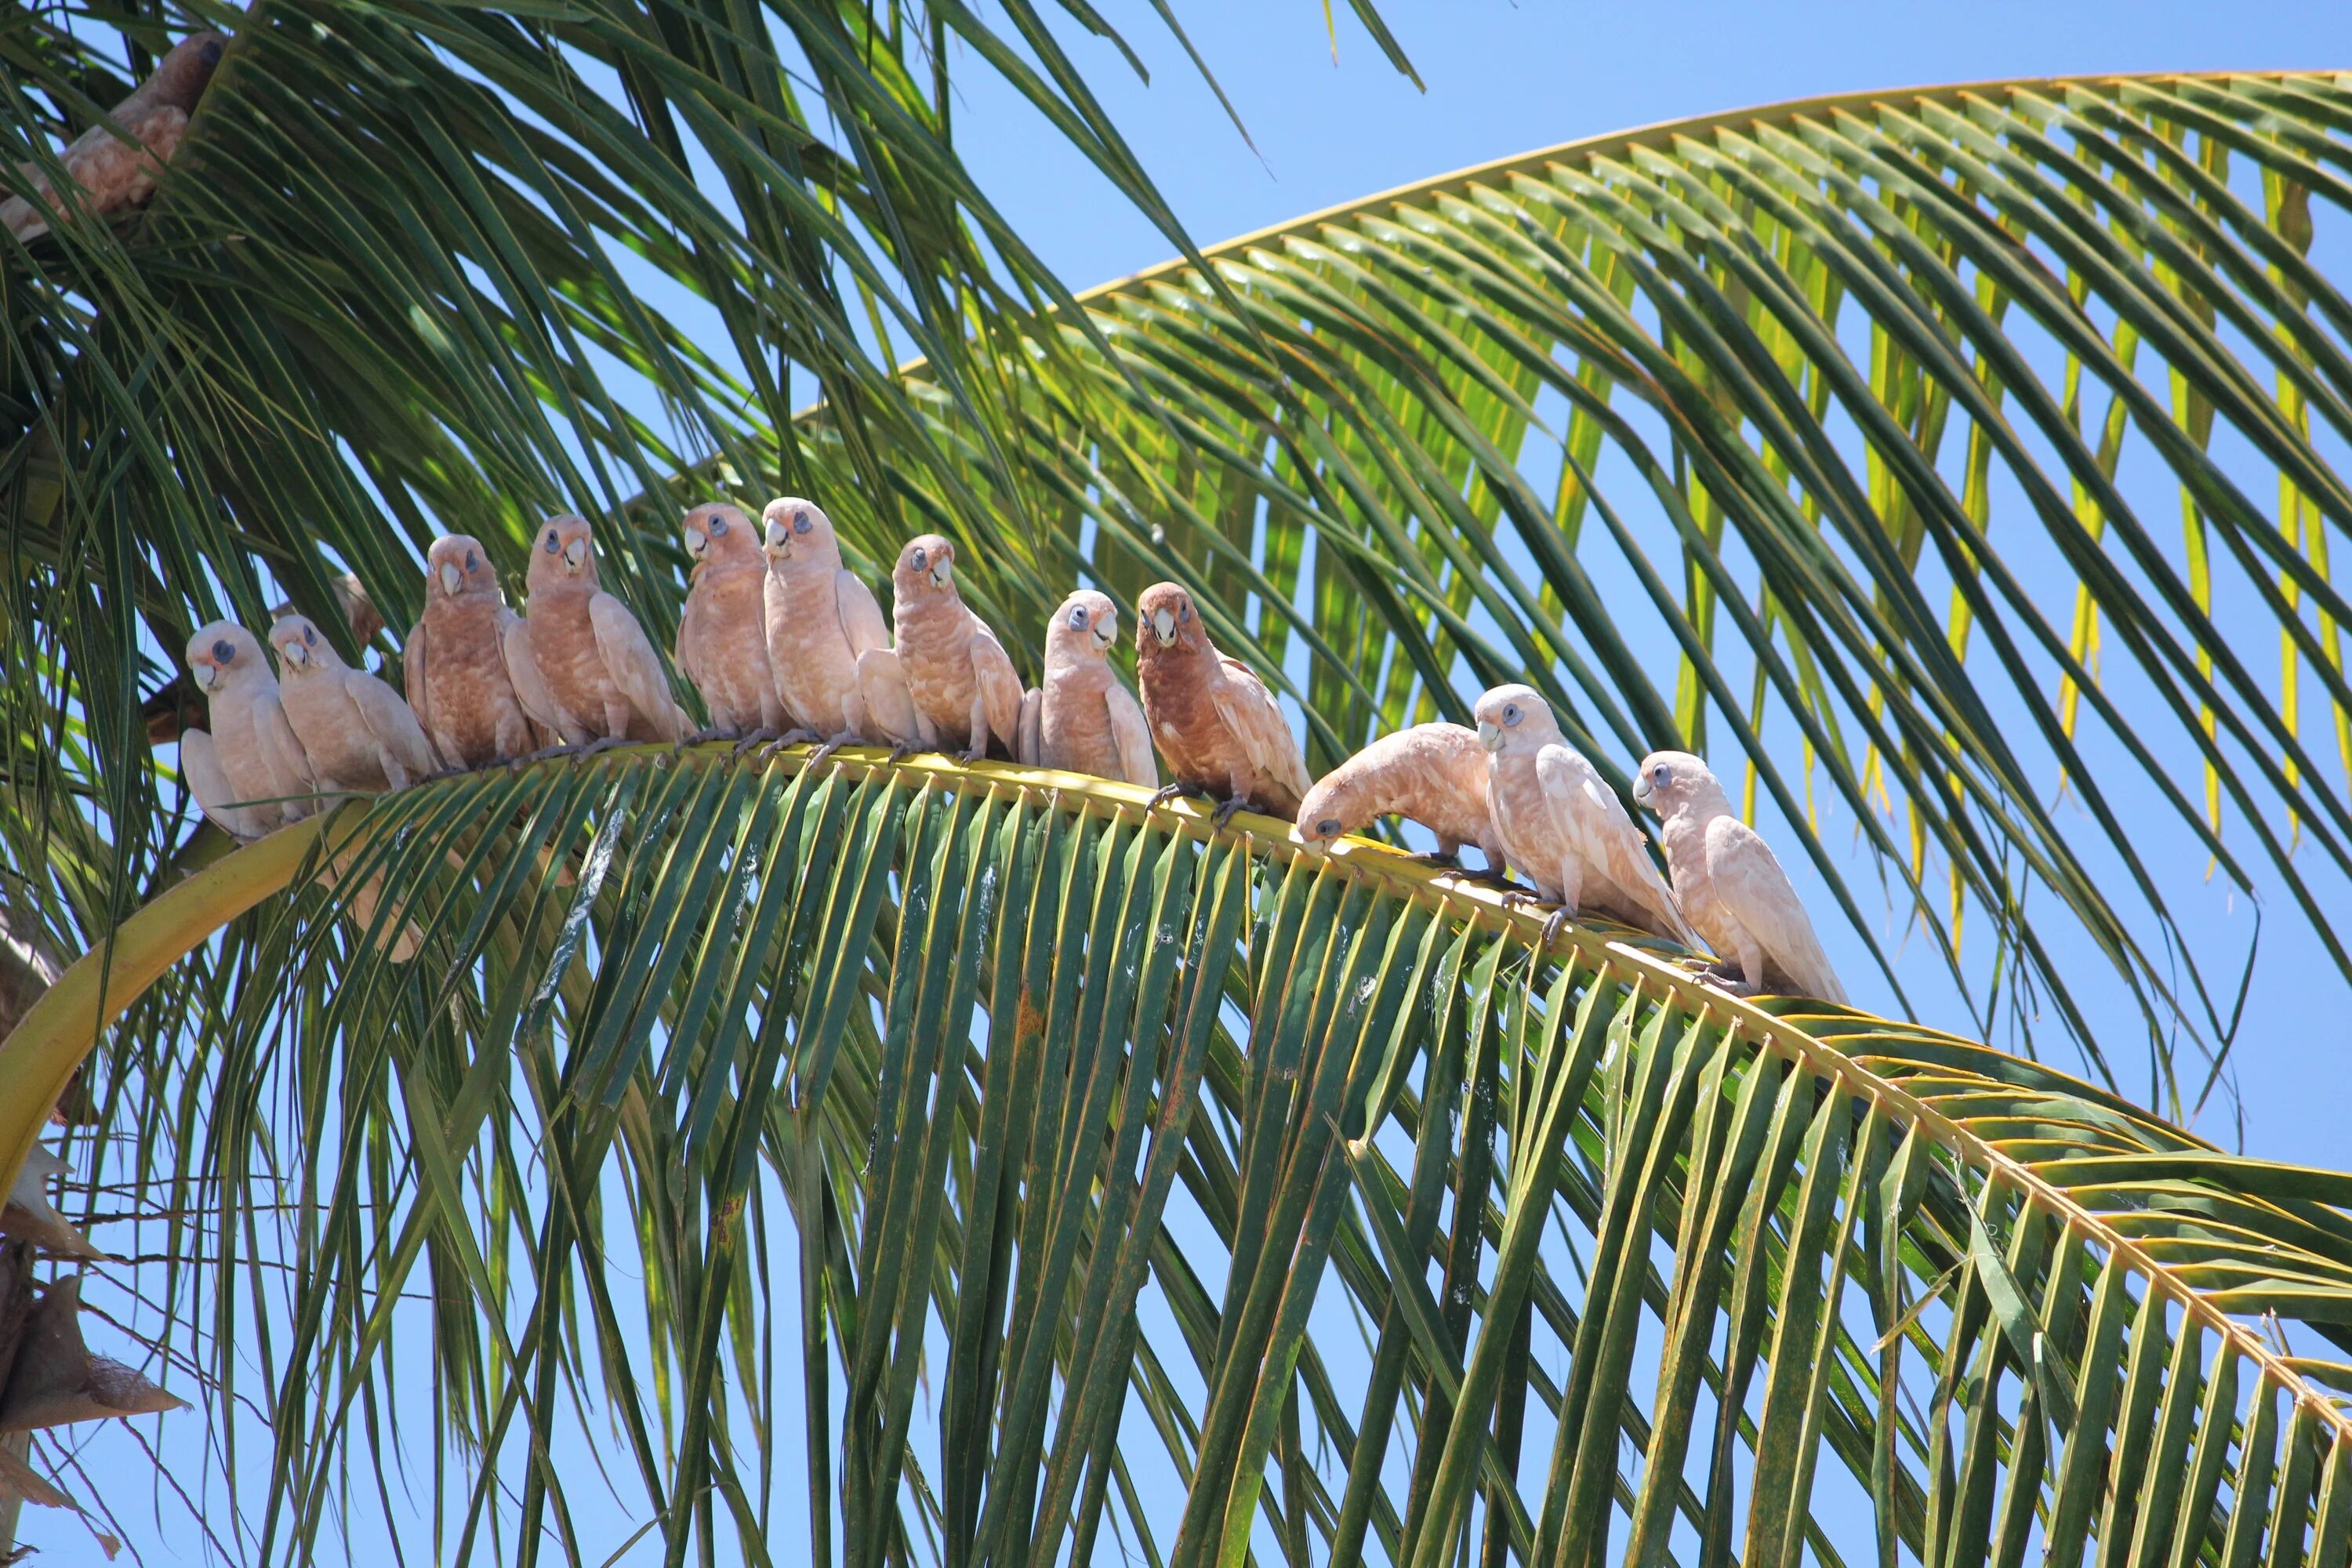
left=778, top=72, right=2352, bottom=1096
left=13, top=750, right=2349, bottom=1563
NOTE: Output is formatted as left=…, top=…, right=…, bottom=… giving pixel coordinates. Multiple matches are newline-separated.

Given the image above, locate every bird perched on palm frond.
left=404, top=535, right=545, bottom=771
left=1293, top=722, right=1501, bottom=874
left=675, top=502, right=791, bottom=747
left=1133, top=581, right=1312, bottom=827
left=1634, top=750, right=1847, bottom=1004
left=180, top=621, right=318, bottom=840
left=1016, top=589, right=1156, bottom=786
left=760, top=498, right=905, bottom=758
left=1473, top=684, right=1698, bottom=949
left=509, top=514, right=689, bottom=757
left=868, top=534, right=1024, bottom=764
left=267, top=614, right=437, bottom=793
left=2, top=32, right=227, bottom=243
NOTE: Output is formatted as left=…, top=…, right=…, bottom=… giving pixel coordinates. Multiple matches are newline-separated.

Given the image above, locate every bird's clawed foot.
left=1410, top=848, right=1461, bottom=869
left=568, top=736, right=624, bottom=766
left=1211, top=797, right=1254, bottom=830
left=1145, top=781, right=1211, bottom=812
left=886, top=744, right=917, bottom=766
left=755, top=728, right=819, bottom=764
left=1497, top=889, right=1548, bottom=912
left=959, top=745, right=989, bottom=766
left=1540, top=907, right=1575, bottom=947
left=678, top=726, right=735, bottom=753
left=511, top=743, right=577, bottom=771
left=804, top=734, right=855, bottom=770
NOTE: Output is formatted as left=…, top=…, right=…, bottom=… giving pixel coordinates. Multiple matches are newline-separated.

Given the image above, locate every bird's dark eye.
left=464, top=550, right=478, bottom=572
left=1503, top=704, right=1520, bottom=725
left=1318, top=818, right=1341, bottom=837
left=304, top=625, right=318, bottom=645
left=543, top=529, right=560, bottom=552
left=710, top=517, right=727, bottom=536
left=1068, top=606, right=1089, bottom=630
left=212, top=639, right=234, bottom=664
left=911, top=546, right=927, bottom=572
left=793, top=512, right=811, bottom=535
left=1178, top=602, right=1190, bottom=622
left=199, top=40, right=223, bottom=66
left=1653, top=764, right=1669, bottom=782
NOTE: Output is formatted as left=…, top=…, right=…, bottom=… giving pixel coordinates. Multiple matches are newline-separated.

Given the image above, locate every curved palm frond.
left=9, top=750, right=2350, bottom=1564
left=768, top=71, right=2352, bottom=1102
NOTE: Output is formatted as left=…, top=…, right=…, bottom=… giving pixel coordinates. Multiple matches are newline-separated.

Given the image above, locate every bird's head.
left=532, top=516, right=597, bottom=584
left=1472, top=684, right=1554, bottom=754
left=1289, top=775, right=1356, bottom=850
left=761, top=497, right=833, bottom=565
left=154, top=31, right=228, bottom=108
left=1631, top=750, right=1714, bottom=816
left=426, top=535, right=498, bottom=603
left=267, top=614, right=338, bottom=677
left=1047, top=590, right=1120, bottom=661
left=186, top=620, right=267, bottom=695
left=895, top=535, right=958, bottom=596
left=682, top=503, right=755, bottom=568
left=1135, top=583, right=1207, bottom=658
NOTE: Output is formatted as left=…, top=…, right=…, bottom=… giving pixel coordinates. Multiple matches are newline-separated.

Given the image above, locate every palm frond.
left=8, top=750, right=2348, bottom=1564
left=775, top=72, right=2352, bottom=1100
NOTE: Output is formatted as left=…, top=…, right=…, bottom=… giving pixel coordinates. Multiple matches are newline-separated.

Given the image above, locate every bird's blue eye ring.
left=543, top=529, right=560, bottom=552
left=1653, top=764, right=1669, bottom=782
left=212, top=638, right=234, bottom=664
left=1318, top=818, right=1341, bottom=837
left=710, top=517, right=727, bottom=536
left=464, top=550, right=478, bottom=572
left=304, top=625, right=318, bottom=644
left=793, top=512, right=811, bottom=534
left=1068, top=605, right=1089, bottom=629
left=1503, top=704, right=1520, bottom=724
left=1178, top=602, right=1190, bottom=622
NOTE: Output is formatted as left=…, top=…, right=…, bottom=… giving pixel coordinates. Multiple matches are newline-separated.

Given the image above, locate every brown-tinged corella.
left=869, top=534, right=1024, bottom=763
left=759, top=498, right=906, bottom=756
left=267, top=614, right=437, bottom=793
left=180, top=621, right=319, bottom=840
left=509, top=514, right=690, bottom=757
left=1014, top=589, right=1156, bottom=786
left=1133, top=582, right=1312, bottom=827
left=1292, top=722, right=1502, bottom=874
left=1472, top=684, right=1700, bottom=949
left=1633, top=750, right=1848, bottom=1004
left=676, top=502, right=793, bottom=747
left=405, top=535, right=546, bottom=770
left=3, top=33, right=226, bottom=243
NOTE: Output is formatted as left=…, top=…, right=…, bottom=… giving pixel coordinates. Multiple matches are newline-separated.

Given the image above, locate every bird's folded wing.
left=1105, top=680, right=1158, bottom=788
left=499, top=609, right=567, bottom=739
left=1015, top=688, right=1042, bottom=768
left=1540, top=744, right=1700, bottom=946
left=855, top=648, right=921, bottom=745
left=673, top=580, right=706, bottom=680
left=969, top=623, right=1025, bottom=749
left=255, top=690, right=321, bottom=812
left=402, top=619, right=437, bottom=747
left=834, top=570, right=891, bottom=656
left=590, top=590, right=686, bottom=741
left=1707, top=817, right=1847, bottom=1004
left=1210, top=656, right=1310, bottom=798
left=351, top=672, right=437, bottom=783
left=180, top=728, right=266, bottom=840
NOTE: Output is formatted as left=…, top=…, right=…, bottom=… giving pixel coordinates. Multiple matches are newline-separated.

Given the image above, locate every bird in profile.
left=404, top=535, right=546, bottom=770
left=1132, top=581, right=1312, bottom=827
left=1016, top=589, right=1156, bottom=786
left=1293, top=722, right=1501, bottom=876
left=3, top=32, right=227, bottom=243
left=759, top=498, right=906, bottom=758
left=508, top=514, right=689, bottom=758
left=1634, top=750, right=1847, bottom=1004
left=675, top=502, right=792, bottom=748
left=267, top=613, right=437, bottom=793
left=1472, top=683, right=1698, bottom=949
left=180, top=622, right=318, bottom=840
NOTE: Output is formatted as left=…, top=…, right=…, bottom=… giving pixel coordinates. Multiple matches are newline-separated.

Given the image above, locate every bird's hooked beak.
left=928, top=557, right=953, bottom=590
left=280, top=638, right=309, bottom=669
left=765, top=520, right=791, bottom=560
left=1631, top=773, right=1653, bottom=807
left=1475, top=718, right=1501, bottom=751
left=1091, top=615, right=1116, bottom=652
left=562, top=536, right=590, bottom=573
left=1150, top=608, right=1177, bottom=646
left=684, top=525, right=708, bottom=560
left=192, top=662, right=217, bottom=692
left=439, top=561, right=463, bottom=597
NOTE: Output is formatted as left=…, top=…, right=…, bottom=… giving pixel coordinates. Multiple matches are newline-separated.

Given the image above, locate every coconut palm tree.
left=3, top=3, right=2351, bottom=1562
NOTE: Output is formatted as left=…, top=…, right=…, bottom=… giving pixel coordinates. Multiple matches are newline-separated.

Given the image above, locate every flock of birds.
left=180, top=499, right=1846, bottom=1003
